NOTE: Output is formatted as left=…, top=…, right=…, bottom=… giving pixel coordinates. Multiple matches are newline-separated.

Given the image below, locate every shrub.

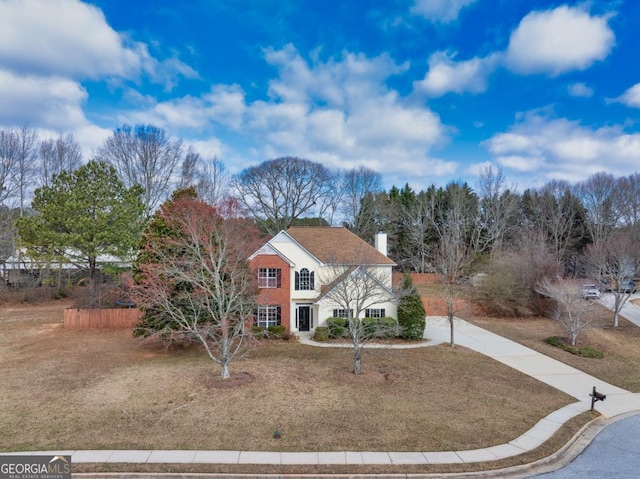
left=326, top=317, right=349, bottom=338
left=397, top=274, right=426, bottom=340
left=361, top=317, right=377, bottom=336
left=544, top=336, right=604, bottom=359
left=251, top=326, right=265, bottom=339
left=267, top=325, right=286, bottom=338
left=313, top=326, right=329, bottom=342
left=378, top=316, right=399, bottom=338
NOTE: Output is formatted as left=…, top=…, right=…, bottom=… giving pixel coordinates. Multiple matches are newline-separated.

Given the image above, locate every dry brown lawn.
left=0, top=301, right=578, bottom=457
left=465, top=302, right=640, bottom=392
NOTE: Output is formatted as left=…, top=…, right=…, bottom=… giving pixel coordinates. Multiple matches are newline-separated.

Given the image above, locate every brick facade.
left=250, top=254, right=291, bottom=331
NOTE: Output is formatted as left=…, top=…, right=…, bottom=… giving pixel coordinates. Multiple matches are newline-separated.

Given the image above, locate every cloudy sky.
left=1, top=0, right=639, bottom=191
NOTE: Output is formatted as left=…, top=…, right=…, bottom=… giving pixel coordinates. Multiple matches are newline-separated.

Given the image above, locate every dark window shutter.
left=295, top=271, right=300, bottom=290
left=277, top=269, right=282, bottom=288
left=381, top=309, right=385, bottom=317
left=333, top=309, right=338, bottom=317
left=276, top=306, right=282, bottom=325
left=310, top=271, right=315, bottom=289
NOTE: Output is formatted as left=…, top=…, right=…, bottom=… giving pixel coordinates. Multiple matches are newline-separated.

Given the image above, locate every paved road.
left=528, top=414, right=640, bottom=478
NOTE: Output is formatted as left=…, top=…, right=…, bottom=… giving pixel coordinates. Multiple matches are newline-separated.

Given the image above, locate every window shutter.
left=381, top=309, right=386, bottom=317
left=310, top=271, right=315, bottom=289
left=277, top=269, right=282, bottom=288
left=333, top=309, right=338, bottom=317
left=295, top=271, right=300, bottom=290
left=276, top=306, right=282, bottom=324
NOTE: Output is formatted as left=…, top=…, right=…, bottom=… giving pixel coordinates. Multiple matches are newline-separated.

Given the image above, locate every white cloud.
left=411, top=0, right=478, bottom=23
left=0, top=0, right=145, bottom=80
left=505, top=6, right=615, bottom=76
left=123, top=84, right=248, bottom=131
left=124, top=46, right=455, bottom=184
left=414, top=51, right=500, bottom=97
left=0, top=69, right=88, bottom=130
left=263, top=44, right=407, bottom=106
left=483, top=111, right=640, bottom=185
left=618, top=83, right=640, bottom=108
left=495, top=155, right=544, bottom=172
left=568, top=82, right=594, bottom=97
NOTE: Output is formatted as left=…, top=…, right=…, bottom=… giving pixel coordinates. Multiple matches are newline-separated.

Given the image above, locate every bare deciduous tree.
left=232, top=157, right=336, bottom=235
left=130, top=192, right=261, bottom=378
left=0, top=129, right=19, bottom=205
left=95, top=124, right=184, bottom=216
left=573, top=171, right=619, bottom=244
left=434, top=216, right=472, bottom=347
left=535, top=277, right=599, bottom=346
left=197, top=155, right=230, bottom=206
left=38, top=133, right=83, bottom=188
left=616, top=173, right=640, bottom=240
left=321, top=256, right=397, bottom=374
left=342, top=166, right=383, bottom=237
left=585, top=233, right=640, bottom=327
left=473, top=166, right=519, bottom=256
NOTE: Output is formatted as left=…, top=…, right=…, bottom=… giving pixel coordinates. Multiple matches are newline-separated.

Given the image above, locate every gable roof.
left=286, top=227, right=396, bottom=266
left=315, top=265, right=397, bottom=303
left=247, top=243, right=295, bottom=266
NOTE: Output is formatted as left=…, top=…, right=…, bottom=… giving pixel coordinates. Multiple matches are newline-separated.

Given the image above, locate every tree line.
left=4, top=122, right=639, bottom=376
left=3, top=124, right=640, bottom=305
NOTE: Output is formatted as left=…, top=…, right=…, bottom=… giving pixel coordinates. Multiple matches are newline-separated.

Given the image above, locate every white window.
left=258, top=268, right=280, bottom=288
left=255, top=305, right=281, bottom=328
left=332, top=309, right=353, bottom=319
left=295, top=268, right=314, bottom=291
left=365, top=308, right=386, bottom=318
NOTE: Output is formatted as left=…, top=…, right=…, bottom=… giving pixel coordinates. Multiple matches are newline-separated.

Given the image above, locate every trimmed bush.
left=326, top=317, right=349, bottom=338
left=397, top=274, right=426, bottom=340
left=313, top=326, right=329, bottom=342
left=251, top=326, right=265, bottom=339
left=544, top=336, right=604, bottom=359
left=362, top=317, right=377, bottom=336
left=267, top=325, right=286, bottom=338
left=378, top=316, right=399, bottom=338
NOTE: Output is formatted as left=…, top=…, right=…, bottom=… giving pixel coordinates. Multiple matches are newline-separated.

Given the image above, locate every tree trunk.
left=220, top=362, right=230, bottom=379
left=353, top=344, right=361, bottom=375
left=570, top=331, right=578, bottom=346
left=220, top=335, right=231, bottom=379
left=448, top=314, right=455, bottom=347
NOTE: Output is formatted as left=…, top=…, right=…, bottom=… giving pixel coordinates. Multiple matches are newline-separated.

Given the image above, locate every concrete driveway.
left=599, top=292, right=640, bottom=326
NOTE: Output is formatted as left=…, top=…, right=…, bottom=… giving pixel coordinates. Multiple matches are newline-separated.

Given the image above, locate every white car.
left=581, top=283, right=601, bottom=299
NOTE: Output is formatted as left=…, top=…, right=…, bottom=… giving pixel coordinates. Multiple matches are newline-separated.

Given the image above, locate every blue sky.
left=1, top=0, right=639, bottom=191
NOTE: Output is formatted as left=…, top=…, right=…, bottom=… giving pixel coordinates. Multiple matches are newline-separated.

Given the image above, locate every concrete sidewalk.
left=424, top=316, right=640, bottom=418
left=7, top=316, right=640, bottom=467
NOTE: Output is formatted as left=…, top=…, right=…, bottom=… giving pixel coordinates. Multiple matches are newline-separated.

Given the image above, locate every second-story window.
left=295, top=268, right=315, bottom=290
left=258, top=268, right=281, bottom=288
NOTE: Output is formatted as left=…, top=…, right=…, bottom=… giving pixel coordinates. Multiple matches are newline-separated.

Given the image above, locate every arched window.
left=295, top=268, right=314, bottom=290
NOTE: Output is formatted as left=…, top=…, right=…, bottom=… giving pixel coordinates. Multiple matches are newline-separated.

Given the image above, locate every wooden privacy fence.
left=64, top=308, right=142, bottom=329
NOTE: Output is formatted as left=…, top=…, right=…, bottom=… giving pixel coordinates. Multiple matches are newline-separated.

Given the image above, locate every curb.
left=68, top=412, right=640, bottom=479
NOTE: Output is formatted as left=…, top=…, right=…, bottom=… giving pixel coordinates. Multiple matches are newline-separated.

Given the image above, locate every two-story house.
left=249, top=226, right=397, bottom=333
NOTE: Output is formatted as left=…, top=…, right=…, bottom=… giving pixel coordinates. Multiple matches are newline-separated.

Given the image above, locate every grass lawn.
left=464, top=302, right=640, bottom=392
left=3, top=297, right=615, bottom=474
left=0, top=301, right=580, bottom=457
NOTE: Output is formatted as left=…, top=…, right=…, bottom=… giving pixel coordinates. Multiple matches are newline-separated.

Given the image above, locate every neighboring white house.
left=2, top=249, right=131, bottom=286
left=249, top=226, right=397, bottom=333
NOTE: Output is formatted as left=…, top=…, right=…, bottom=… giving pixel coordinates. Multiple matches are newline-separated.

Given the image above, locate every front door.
left=298, top=306, right=312, bottom=332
